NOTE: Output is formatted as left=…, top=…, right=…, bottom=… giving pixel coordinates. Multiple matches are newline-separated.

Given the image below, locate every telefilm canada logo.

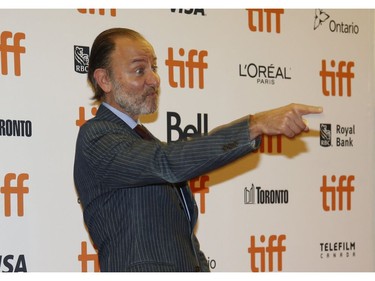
left=313, top=9, right=359, bottom=34
left=244, top=183, right=289, bottom=205
left=320, top=123, right=356, bottom=148
left=320, top=241, right=356, bottom=259
left=74, top=45, right=89, bottom=74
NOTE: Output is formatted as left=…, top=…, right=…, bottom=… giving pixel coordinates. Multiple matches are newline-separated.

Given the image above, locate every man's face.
left=107, top=37, right=160, bottom=120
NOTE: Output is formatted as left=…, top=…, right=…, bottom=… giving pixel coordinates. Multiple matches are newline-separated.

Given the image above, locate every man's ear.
left=93, top=68, right=112, bottom=93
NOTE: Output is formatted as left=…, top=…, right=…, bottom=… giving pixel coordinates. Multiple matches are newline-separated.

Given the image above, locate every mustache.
left=145, top=87, right=159, bottom=96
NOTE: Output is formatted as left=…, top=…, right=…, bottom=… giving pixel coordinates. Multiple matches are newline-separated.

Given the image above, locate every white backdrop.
left=0, top=9, right=374, bottom=272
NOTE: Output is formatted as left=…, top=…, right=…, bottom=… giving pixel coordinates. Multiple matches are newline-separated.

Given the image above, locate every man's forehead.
left=114, top=37, right=156, bottom=58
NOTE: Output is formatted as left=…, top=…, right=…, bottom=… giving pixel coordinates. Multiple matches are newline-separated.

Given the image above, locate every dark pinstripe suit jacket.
left=73, top=104, right=260, bottom=272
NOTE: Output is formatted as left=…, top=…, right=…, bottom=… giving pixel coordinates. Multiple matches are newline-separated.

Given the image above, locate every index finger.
left=294, top=104, right=323, bottom=116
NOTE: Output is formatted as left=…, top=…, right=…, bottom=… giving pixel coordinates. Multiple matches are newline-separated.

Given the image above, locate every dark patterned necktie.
left=134, top=124, right=155, bottom=141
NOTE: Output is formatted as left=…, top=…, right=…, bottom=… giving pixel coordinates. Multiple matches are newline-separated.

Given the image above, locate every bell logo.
left=1, top=173, right=29, bottom=217
left=189, top=175, right=210, bottom=214
left=246, top=9, right=284, bottom=33
left=248, top=234, right=286, bottom=272
left=321, top=175, right=355, bottom=211
left=167, top=112, right=208, bottom=142
left=76, top=106, right=98, bottom=127
left=0, top=31, right=26, bottom=76
left=78, top=241, right=100, bottom=272
left=165, top=47, right=208, bottom=89
left=77, top=9, right=116, bottom=17
left=320, top=59, right=355, bottom=97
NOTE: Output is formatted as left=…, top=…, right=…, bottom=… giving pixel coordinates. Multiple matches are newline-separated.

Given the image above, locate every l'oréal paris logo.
left=239, top=62, right=291, bottom=85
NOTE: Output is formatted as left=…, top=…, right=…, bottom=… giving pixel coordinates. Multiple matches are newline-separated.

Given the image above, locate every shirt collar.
left=102, top=102, right=138, bottom=129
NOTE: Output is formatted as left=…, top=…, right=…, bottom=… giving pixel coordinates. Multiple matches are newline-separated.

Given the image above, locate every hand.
left=249, top=103, right=323, bottom=139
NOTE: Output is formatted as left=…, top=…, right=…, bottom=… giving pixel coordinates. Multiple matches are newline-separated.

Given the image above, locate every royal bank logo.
left=320, top=241, right=356, bottom=259
left=74, top=45, right=89, bottom=74
left=320, top=123, right=355, bottom=148
left=244, top=184, right=289, bottom=205
left=320, top=123, right=331, bottom=147
left=313, top=9, right=359, bottom=34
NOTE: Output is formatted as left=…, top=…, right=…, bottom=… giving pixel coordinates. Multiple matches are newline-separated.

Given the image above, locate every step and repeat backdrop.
left=0, top=9, right=374, bottom=272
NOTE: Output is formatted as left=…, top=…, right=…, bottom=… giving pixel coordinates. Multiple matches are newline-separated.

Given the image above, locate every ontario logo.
left=313, top=9, right=359, bottom=34
left=74, top=45, right=89, bottom=74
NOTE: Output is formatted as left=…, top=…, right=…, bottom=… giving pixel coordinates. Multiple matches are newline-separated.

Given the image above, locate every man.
left=73, top=27, right=322, bottom=272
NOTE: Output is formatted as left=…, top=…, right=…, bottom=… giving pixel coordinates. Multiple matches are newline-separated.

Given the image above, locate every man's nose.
left=147, top=71, right=160, bottom=87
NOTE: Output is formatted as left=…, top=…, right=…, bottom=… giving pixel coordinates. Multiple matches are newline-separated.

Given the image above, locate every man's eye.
left=152, top=65, right=158, bottom=72
left=135, top=68, right=145, bottom=75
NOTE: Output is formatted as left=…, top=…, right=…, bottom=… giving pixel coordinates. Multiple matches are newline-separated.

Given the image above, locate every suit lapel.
left=95, top=104, right=198, bottom=227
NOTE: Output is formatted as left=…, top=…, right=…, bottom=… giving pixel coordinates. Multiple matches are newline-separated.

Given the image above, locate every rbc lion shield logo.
left=74, top=45, right=89, bottom=74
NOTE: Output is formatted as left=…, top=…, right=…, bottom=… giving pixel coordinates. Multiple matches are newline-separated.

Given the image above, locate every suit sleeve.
left=77, top=115, right=261, bottom=188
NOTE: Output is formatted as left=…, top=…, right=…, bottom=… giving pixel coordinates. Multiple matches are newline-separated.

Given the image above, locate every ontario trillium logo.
left=313, top=9, right=330, bottom=30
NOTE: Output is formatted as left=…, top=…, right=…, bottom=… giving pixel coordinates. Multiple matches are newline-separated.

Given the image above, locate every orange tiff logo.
left=248, top=234, right=286, bottom=272
left=256, top=135, right=282, bottom=153
left=77, top=9, right=116, bottom=17
left=0, top=173, right=29, bottom=217
left=320, top=59, right=355, bottom=97
left=76, top=106, right=98, bottom=127
left=246, top=9, right=284, bottom=33
left=78, top=241, right=100, bottom=272
left=165, top=47, right=208, bottom=89
left=0, top=31, right=26, bottom=76
left=321, top=175, right=355, bottom=211
left=189, top=175, right=209, bottom=214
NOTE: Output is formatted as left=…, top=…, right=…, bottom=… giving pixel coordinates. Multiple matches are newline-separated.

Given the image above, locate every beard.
left=111, top=79, right=159, bottom=117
